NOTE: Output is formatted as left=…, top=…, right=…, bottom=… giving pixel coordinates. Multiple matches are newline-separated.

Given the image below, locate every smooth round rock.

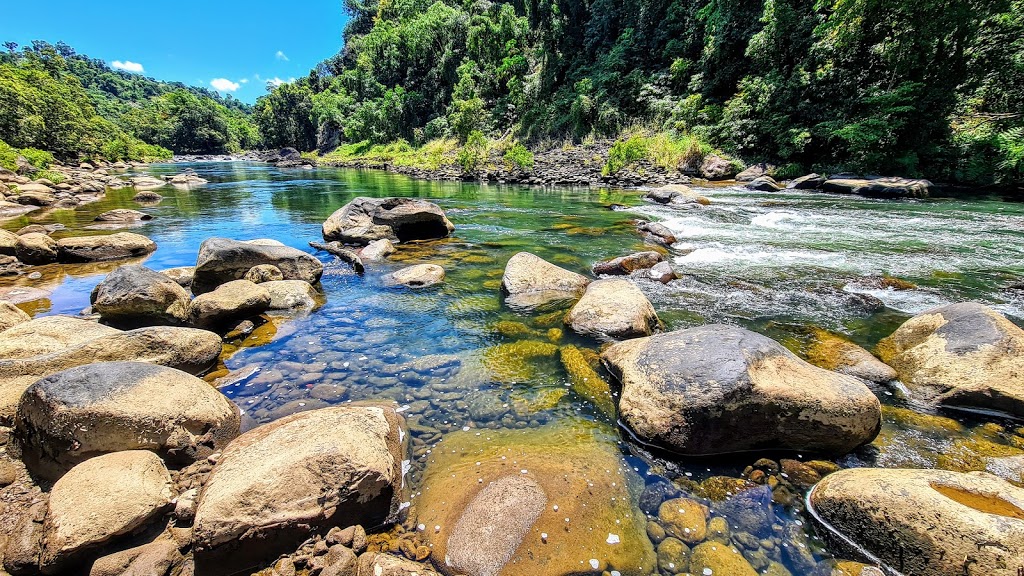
left=56, top=233, right=157, bottom=262
left=15, top=233, right=58, bottom=264
left=91, top=265, right=191, bottom=326
left=191, top=237, right=323, bottom=294
left=16, top=362, right=240, bottom=478
left=387, top=264, right=445, bottom=288
left=658, top=497, right=708, bottom=544
left=188, top=280, right=271, bottom=328
left=565, top=278, right=659, bottom=339
left=322, top=197, right=454, bottom=245
left=501, top=252, right=589, bottom=309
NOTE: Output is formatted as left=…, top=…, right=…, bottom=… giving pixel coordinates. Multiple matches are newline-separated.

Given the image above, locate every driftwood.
left=309, top=241, right=365, bottom=274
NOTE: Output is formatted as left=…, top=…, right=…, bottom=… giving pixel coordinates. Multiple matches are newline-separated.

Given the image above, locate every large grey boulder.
left=90, top=265, right=191, bottom=326
left=735, top=163, right=773, bottom=182
left=787, top=173, right=825, bottom=189
left=565, top=278, right=660, bottom=339
left=93, top=209, right=153, bottom=223
left=192, top=405, right=405, bottom=575
left=15, top=233, right=58, bottom=264
left=745, top=175, right=783, bottom=191
left=0, top=325, right=222, bottom=422
left=501, top=252, right=590, bottom=309
left=56, top=233, right=157, bottom=263
left=16, top=362, right=240, bottom=478
left=0, top=316, right=119, bottom=359
left=592, top=251, right=664, bottom=275
left=643, top=184, right=710, bottom=207
left=809, top=468, right=1024, bottom=576
left=191, top=238, right=323, bottom=294
left=39, top=451, right=173, bottom=574
left=699, top=155, right=738, bottom=180
left=877, top=302, right=1024, bottom=416
left=601, top=325, right=882, bottom=455
left=188, top=280, right=271, bottom=328
left=321, top=197, right=454, bottom=245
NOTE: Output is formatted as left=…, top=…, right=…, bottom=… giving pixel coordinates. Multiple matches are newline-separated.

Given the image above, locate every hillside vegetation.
left=254, top=0, right=1024, bottom=186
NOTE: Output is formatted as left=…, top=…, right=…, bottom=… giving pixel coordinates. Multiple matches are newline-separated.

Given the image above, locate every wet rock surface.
left=322, top=197, right=455, bottom=245
left=191, top=237, right=324, bottom=294
left=602, top=325, right=882, bottom=455
left=90, top=264, right=192, bottom=326
left=501, top=251, right=590, bottom=309
left=565, top=278, right=660, bottom=339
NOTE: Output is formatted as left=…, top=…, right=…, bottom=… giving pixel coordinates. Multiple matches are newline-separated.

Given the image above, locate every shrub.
left=0, top=140, right=17, bottom=172
left=457, top=130, right=488, bottom=173
left=503, top=142, right=534, bottom=171
left=602, top=134, right=648, bottom=175
left=18, top=148, right=54, bottom=169
left=33, top=169, right=66, bottom=184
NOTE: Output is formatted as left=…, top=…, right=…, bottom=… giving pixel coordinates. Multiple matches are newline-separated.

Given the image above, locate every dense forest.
left=2, top=0, right=1023, bottom=187
left=0, top=41, right=259, bottom=166
left=254, top=0, right=1024, bottom=186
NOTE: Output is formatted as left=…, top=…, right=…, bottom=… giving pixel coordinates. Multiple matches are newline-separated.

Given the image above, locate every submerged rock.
left=385, top=263, right=445, bottom=288
left=501, top=251, right=589, bottom=309
left=56, top=233, right=157, bottom=263
left=877, top=302, right=1024, bottom=416
left=592, top=251, right=663, bottom=275
left=560, top=345, right=616, bottom=418
left=809, top=468, right=1024, bottom=576
left=94, top=209, right=153, bottom=223
left=322, top=197, right=454, bottom=245
left=805, top=328, right=897, bottom=383
left=90, top=265, right=191, bottom=326
left=565, top=278, right=660, bottom=339
left=262, top=279, right=322, bottom=309
left=192, top=237, right=324, bottom=294
left=689, top=541, right=758, bottom=576
left=192, top=405, right=405, bottom=575
left=415, top=420, right=656, bottom=576
left=16, top=362, right=240, bottom=478
left=188, top=279, right=271, bottom=328
left=601, top=325, right=881, bottom=455
left=39, top=451, right=173, bottom=574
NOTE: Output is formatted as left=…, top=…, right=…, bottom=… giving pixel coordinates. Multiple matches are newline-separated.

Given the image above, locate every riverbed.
left=3, top=162, right=1023, bottom=574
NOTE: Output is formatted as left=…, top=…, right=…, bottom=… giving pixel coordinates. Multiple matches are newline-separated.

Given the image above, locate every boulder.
left=188, top=280, right=271, bottom=328
left=130, top=176, right=167, bottom=190
left=0, top=200, right=39, bottom=219
left=638, top=221, right=677, bottom=246
left=820, top=177, right=933, bottom=198
left=601, top=325, right=882, bottom=455
left=16, top=362, right=240, bottom=478
left=385, top=264, right=445, bottom=288
left=56, top=233, right=157, bottom=262
left=262, top=280, right=322, bottom=309
left=40, top=451, right=173, bottom=574
left=593, top=251, right=664, bottom=275
left=358, top=238, right=396, bottom=261
left=643, top=184, right=710, bottom=207
left=192, top=405, right=405, bottom=575
left=0, top=325, right=222, bottom=422
left=243, top=264, right=283, bottom=284
left=809, top=468, right=1024, bottom=576
left=736, top=163, right=774, bottom=182
left=15, top=233, right=58, bottom=264
left=648, top=261, right=678, bottom=284
left=0, top=316, right=119, bottom=359
left=0, top=229, right=18, bottom=256
left=13, top=187, right=57, bottom=206
left=89, top=533, right=183, bottom=576
left=165, top=173, right=208, bottom=187
left=17, top=224, right=56, bottom=235
left=501, top=252, right=590, bottom=309
left=787, top=173, right=826, bottom=190
left=699, top=155, right=738, bottom=180
left=806, top=329, right=897, bottom=383
left=689, top=542, right=758, bottom=576
left=565, top=278, right=660, bottom=339
left=745, top=176, right=783, bottom=191
left=160, top=266, right=194, bottom=287
left=357, top=552, right=441, bottom=576
left=94, top=209, right=153, bottom=223
left=321, top=197, right=454, bottom=245
left=415, top=420, right=655, bottom=576
left=0, top=301, right=30, bottom=332
left=191, top=237, right=323, bottom=294
left=91, top=265, right=191, bottom=326
left=877, top=302, right=1024, bottom=416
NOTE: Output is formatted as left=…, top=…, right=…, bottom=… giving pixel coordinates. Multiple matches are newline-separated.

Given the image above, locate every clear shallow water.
left=3, top=162, right=1024, bottom=575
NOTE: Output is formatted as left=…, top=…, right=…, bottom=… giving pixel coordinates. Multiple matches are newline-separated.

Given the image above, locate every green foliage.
left=32, top=169, right=65, bottom=184
left=503, top=141, right=534, bottom=171
left=602, top=135, right=648, bottom=176
left=18, top=147, right=53, bottom=168
left=457, top=130, right=488, bottom=173
left=0, top=139, right=18, bottom=171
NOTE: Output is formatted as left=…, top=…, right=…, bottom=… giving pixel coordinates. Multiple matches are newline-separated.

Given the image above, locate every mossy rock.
left=546, top=327, right=563, bottom=343
left=462, top=254, right=496, bottom=264
left=881, top=405, right=965, bottom=434
left=415, top=420, right=656, bottom=576
left=532, top=309, right=569, bottom=328
left=689, top=541, right=758, bottom=576
left=492, top=320, right=538, bottom=338
left=482, top=340, right=559, bottom=382
left=550, top=253, right=583, bottom=266
left=700, top=476, right=758, bottom=501
left=560, top=345, right=616, bottom=419
left=482, top=279, right=503, bottom=290
left=511, top=387, right=568, bottom=414
left=936, top=437, right=1024, bottom=478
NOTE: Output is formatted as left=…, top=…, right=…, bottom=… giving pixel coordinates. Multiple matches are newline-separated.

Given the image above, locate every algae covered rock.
left=878, top=302, right=1024, bottom=416
left=483, top=340, right=558, bottom=382
left=602, top=325, right=881, bottom=455
left=805, top=328, right=896, bottom=383
left=415, top=420, right=656, bottom=576
left=809, top=468, right=1024, bottom=576
left=560, top=345, right=616, bottom=418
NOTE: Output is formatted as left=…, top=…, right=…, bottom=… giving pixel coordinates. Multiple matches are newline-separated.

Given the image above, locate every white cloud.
left=111, top=60, right=144, bottom=73
left=240, top=78, right=249, bottom=84
left=210, top=78, right=240, bottom=92
left=267, top=77, right=287, bottom=87
left=275, top=50, right=289, bottom=61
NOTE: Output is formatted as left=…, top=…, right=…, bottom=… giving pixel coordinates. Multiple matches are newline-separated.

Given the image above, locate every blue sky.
left=1, top=0, right=348, bottom=103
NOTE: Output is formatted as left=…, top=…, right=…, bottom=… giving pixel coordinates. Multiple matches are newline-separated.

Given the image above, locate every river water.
left=3, top=162, right=1024, bottom=575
